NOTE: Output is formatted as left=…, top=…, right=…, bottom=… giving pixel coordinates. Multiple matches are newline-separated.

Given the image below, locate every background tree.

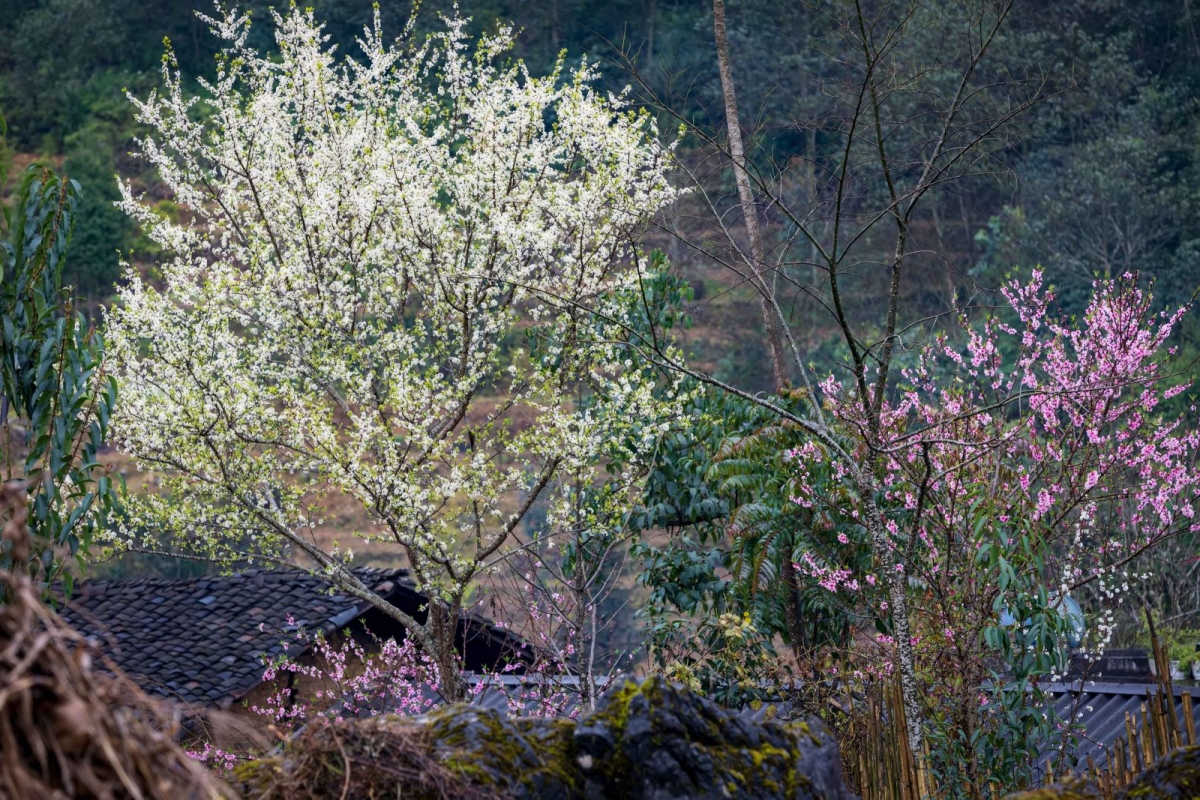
left=105, top=8, right=684, bottom=700
left=0, top=114, right=120, bottom=593
left=625, top=0, right=1058, bottom=756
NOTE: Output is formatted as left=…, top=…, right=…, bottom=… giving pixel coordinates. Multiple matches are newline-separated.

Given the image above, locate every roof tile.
left=61, top=566, right=413, bottom=708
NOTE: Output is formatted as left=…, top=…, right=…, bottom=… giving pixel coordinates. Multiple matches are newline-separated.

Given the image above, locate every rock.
left=1004, top=746, right=1200, bottom=799
left=574, top=678, right=852, bottom=800
left=794, top=717, right=853, bottom=800
left=1116, top=744, right=1200, bottom=798
left=236, top=677, right=854, bottom=799
left=1004, top=780, right=1102, bottom=800
left=424, top=704, right=579, bottom=799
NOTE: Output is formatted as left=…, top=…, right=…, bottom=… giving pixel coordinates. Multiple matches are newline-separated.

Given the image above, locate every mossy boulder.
left=235, top=677, right=853, bottom=799
left=424, top=704, right=579, bottom=799
left=1117, top=745, right=1200, bottom=798
left=1004, top=779, right=1101, bottom=800
left=1005, top=746, right=1200, bottom=800
left=573, top=677, right=850, bottom=799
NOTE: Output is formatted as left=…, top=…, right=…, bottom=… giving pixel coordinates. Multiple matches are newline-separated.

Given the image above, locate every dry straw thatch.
left=0, top=481, right=235, bottom=800
left=235, top=716, right=500, bottom=800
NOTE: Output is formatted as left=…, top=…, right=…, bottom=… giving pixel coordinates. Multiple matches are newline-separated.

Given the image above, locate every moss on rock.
left=571, top=677, right=845, bottom=800
left=235, top=678, right=853, bottom=800
left=1005, top=780, right=1102, bottom=800
left=424, top=705, right=578, bottom=798
left=1116, top=745, right=1200, bottom=798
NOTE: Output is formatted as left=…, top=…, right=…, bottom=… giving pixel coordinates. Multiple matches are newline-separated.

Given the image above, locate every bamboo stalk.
left=895, top=680, right=916, bottom=800
left=1168, top=695, right=1182, bottom=751
left=1126, top=711, right=1143, bottom=773
left=1146, top=607, right=1183, bottom=751
left=1149, top=610, right=1169, bottom=695
left=890, top=681, right=905, bottom=800
left=1141, top=707, right=1154, bottom=770
left=1156, top=691, right=1168, bottom=758
left=1143, top=695, right=1160, bottom=761
left=922, top=736, right=934, bottom=800
left=870, top=689, right=881, bottom=800
left=1185, top=691, right=1195, bottom=746
left=1158, top=693, right=1174, bottom=755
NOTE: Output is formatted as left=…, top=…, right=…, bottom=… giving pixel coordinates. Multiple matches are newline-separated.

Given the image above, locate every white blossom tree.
left=105, top=6, right=682, bottom=699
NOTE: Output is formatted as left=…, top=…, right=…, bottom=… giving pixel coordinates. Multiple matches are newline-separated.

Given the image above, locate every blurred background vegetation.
left=7, top=0, right=1200, bottom=309
left=4, top=0, right=1200, bottom=343
left=3, top=0, right=1199, bottom=599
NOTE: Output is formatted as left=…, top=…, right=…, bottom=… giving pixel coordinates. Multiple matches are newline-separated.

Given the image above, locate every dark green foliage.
left=61, top=127, right=131, bottom=299
left=631, top=382, right=881, bottom=705
left=0, top=129, right=120, bottom=592
left=4, top=0, right=1199, bottom=344
left=966, top=0, right=1200, bottom=322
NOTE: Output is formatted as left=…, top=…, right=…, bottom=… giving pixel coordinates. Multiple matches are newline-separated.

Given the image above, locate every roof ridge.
left=73, top=564, right=410, bottom=593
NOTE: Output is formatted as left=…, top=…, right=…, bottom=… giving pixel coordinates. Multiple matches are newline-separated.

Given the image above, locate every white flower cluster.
left=106, top=6, right=682, bottom=600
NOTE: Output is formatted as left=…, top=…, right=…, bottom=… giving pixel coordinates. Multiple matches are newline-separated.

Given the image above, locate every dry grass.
left=0, top=484, right=235, bottom=800
left=235, top=717, right=498, bottom=800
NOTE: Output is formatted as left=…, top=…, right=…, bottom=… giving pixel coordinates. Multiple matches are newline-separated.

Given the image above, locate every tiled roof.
left=60, top=567, right=423, bottom=710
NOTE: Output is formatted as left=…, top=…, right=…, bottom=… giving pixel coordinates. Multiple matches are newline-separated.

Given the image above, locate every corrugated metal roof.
left=1043, top=681, right=1196, bottom=773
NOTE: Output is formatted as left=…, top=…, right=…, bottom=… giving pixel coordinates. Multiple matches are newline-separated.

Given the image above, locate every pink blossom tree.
left=791, top=271, right=1199, bottom=786
left=633, top=269, right=1198, bottom=789
left=250, top=619, right=443, bottom=727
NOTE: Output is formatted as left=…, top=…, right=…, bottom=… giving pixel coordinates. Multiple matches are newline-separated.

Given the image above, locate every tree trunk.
left=712, top=0, right=790, bottom=393
left=780, top=546, right=808, bottom=671
left=550, top=0, right=560, bottom=52
left=647, top=0, right=657, bottom=62
left=428, top=603, right=470, bottom=703
left=863, top=477, right=925, bottom=759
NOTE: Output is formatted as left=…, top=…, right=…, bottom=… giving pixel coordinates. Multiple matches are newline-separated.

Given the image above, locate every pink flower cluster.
left=250, top=617, right=441, bottom=727
left=240, top=603, right=583, bottom=743
left=786, top=271, right=1200, bottom=665
left=794, top=552, right=860, bottom=593
left=185, top=743, right=240, bottom=774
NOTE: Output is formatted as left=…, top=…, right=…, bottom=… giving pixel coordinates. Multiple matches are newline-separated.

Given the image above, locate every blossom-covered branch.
left=106, top=6, right=685, bottom=700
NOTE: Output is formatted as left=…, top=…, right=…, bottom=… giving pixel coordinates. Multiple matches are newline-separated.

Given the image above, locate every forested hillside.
left=4, top=0, right=1200, bottom=360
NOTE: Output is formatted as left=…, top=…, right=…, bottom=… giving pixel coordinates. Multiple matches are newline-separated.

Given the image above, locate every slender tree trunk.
left=1186, top=0, right=1200, bottom=57
left=571, top=575, right=595, bottom=711
left=712, top=0, right=790, bottom=392
left=585, top=600, right=600, bottom=710
left=551, top=0, right=560, bottom=52
left=862, top=472, right=925, bottom=760
left=806, top=124, right=819, bottom=291
left=647, top=0, right=657, bottom=62
left=780, top=554, right=808, bottom=672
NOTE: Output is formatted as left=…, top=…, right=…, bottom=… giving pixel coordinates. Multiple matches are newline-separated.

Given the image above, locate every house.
left=60, top=566, right=533, bottom=713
